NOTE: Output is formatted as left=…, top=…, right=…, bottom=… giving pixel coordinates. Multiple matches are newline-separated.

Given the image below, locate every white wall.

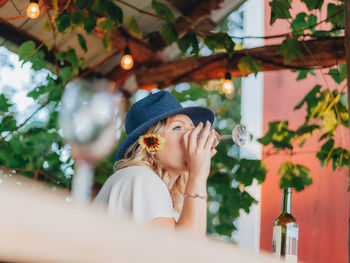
left=236, top=0, right=264, bottom=252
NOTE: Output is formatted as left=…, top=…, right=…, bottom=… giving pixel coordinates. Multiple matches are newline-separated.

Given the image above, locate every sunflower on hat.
left=138, top=134, right=165, bottom=153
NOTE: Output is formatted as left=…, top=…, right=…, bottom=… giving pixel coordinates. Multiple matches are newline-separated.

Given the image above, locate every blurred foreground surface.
left=0, top=176, right=283, bottom=263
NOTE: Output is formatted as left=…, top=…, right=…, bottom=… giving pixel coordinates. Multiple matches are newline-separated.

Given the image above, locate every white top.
left=94, top=166, right=179, bottom=225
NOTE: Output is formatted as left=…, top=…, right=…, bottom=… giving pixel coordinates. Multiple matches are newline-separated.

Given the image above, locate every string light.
left=27, top=0, right=40, bottom=19
left=121, top=46, right=134, bottom=70
left=222, top=72, right=234, bottom=95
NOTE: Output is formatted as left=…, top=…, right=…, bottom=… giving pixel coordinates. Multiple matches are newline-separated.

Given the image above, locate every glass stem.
left=72, top=160, right=94, bottom=203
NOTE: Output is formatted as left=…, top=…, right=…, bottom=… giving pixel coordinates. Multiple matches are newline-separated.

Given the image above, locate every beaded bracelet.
left=184, top=193, right=208, bottom=200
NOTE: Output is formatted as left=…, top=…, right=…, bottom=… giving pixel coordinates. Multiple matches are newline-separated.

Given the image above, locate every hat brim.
left=115, top=106, right=214, bottom=161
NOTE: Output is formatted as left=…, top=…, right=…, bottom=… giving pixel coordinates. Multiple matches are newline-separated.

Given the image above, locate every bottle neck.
left=281, top=188, right=292, bottom=214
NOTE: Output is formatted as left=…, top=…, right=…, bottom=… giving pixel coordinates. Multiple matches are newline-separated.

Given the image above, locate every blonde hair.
left=114, top=119, right=188, bottom=213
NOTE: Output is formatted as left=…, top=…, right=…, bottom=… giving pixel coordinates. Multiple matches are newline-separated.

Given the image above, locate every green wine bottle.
left=272, top=188, right=298, bottom=262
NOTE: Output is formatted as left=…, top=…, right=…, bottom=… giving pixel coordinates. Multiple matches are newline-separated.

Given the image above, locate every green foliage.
left=0, top=115, right=17, bottom=133
left=100, top=17, right=116, bottom=32
left=204, top=33, right=235, bottom=56
left=269, top=0, right=292, bottom=25
left=77, top=34, right=87, bottom=52
left=328, top=64, right=347, bottom=84
left=71, top=10, right=85, bottom=26
left=84, top=12, right=97, bottom=33
left=75, top=0, right=91, bottom=10
left=291, top=68, right=316, bottom=80
left=17, top=41, right=47, bottom=71
left=316, top=139, right=350, bottom=171
left=235, top=159, right=267, bottom=186
left=277, top=38, right=303, bottom=63
left=55, top=10, right=72, bottom=32
left=291, top=13, right=317, bottom=35
left=102, top=32, right=111, bottom=50
left=177, top=32, right=199, bottom=57
left=160, top=23, right=178, bottom=44
left=258, top=121, right=295, bottom=150
left=151, top=0, right=175, bottom=23
left=125, top=17, right=142, bottom=38
left=311, top=30, right=332, bottom=38
left=301, top=0, right=324, bottom=11
left=105, top=2, right=123, bottom=24
left=0, top=94, right=13, bottom=113
left=326, top=3, right=344, bottom=28
left=238, top=56, right=263, bottom=76
left=279, top=162, right=312, bottom=191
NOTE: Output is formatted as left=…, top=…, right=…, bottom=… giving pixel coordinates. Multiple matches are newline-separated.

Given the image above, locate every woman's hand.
left=183, top=121, right=218, bottom=181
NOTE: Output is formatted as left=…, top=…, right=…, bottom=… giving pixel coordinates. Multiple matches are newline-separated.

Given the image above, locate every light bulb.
left=222, top=72, right=234, bottom=95
left=121, top=46, right=134, bottom=70
left=27, top=0, right=40, bottom=19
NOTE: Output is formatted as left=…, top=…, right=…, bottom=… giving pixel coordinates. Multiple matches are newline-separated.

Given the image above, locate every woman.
left=94, top=90, right=218, bottom=237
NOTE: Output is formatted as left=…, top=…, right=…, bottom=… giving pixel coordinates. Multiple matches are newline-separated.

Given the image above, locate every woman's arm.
left=150, top=121, right=217, bottom=236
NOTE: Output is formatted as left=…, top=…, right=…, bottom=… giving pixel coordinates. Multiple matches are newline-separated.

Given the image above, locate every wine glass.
left=198, top=124, right=247, bottom=147
left=219, top=124, right=247, bottom=146
left=59, top=78, right=122, bottom=203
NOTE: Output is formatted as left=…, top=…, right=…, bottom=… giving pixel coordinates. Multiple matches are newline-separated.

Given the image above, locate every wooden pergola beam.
left=136, top=37, right=345, bottom=88
left=0, top=19, right=56, bottom=64
left=94, top=27, right=161, bottom=65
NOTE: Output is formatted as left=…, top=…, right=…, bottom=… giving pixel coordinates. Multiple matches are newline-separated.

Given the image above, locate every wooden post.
left=345, top=0, right=350, bottom=128
left=343, top=1, right=350, bottom=260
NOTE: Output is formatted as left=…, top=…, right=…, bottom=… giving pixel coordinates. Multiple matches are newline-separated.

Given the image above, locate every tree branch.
left=0, top=102, right=49, bottom=143
left=0, top=166, right=60, bottom=186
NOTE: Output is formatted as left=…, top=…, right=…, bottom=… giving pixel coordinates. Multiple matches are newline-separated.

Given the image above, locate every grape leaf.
left=0, top=94, right=13, bottom=113
left=103, top=32, right=111, bottom=50
left=160, top=23, right=178, bottom=44
left=204, top=33, right=235, bottom=56
left=258, top=121, right=295, bottom=150
left=71, top=10, right=85, bottom=26
left=18, top=41, right=36, bottom=61
left=177, top=31, right=199, bottom=56
left=328, top=64, right=347, bottom=84
left=84, top=12, right=97, bottom=33
left=291, top=68, right=316, bottom=80
left=316, top=139, right=334, bottom=167
left=151, top=0, right=175, bottom=23
left=74, top=0, right=90, bottom=10
left=295, top=124, right=320, bottom=135
left=18, top=41, right=46, bottom=71
left=235, top=159, right=267, bottom=186
left=30, top=50, right=47, bottom=71
left=238, top=56, right=263, bottom=76
left=291, top=13, right=318, bottom=35
left=279, top=162, right=312, bottom=191
left=65, top=48, right=79, bottom=69
left=100, top=17, right=116, bottom=32
left=323, top=109, right=338, bottom=133
left=311, top=30, right=331, bottom=38
left=105, top=2, right=123, bottom=24
left=269, top=0, right=292, bottom=25
left=125, top=16, right=142, bottom=39
left=301, top=0, right=324, bottom=10
left=326, top=3, right=344, bottom=27
left=277, top=38, right=303, bottom=63
left=55, top=10, right=72, bottom=32
left=0, top=115, right=17, bottom=133
left=77, top=34, right=87, bottom=52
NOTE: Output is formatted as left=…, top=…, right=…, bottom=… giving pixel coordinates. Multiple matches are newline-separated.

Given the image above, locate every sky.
left=0, top=46, right=52, bottom=123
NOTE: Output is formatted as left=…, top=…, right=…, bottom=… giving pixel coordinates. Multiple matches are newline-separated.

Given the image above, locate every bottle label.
left=285, top=225, right=298, bottom=262
left=272, top=225, right=282, bottom=257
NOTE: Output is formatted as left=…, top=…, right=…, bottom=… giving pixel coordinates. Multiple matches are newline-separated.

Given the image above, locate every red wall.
left=260, top=1, right=350, bottom=262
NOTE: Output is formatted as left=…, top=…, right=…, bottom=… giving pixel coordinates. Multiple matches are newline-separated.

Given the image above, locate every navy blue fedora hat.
left=115, top=90, right=214, bottom=161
